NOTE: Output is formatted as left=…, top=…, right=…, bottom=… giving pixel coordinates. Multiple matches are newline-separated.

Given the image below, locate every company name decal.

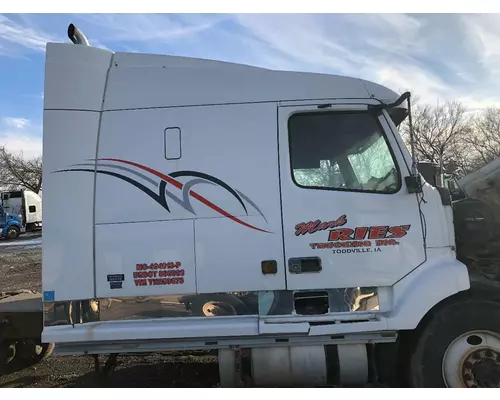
left=295, top=214, right=347, bottom=236
left=53, top=158, right=271, bottom=234
left=296, top=215, right=411, bottom=254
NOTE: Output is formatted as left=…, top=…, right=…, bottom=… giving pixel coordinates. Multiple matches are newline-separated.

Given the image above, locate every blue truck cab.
left=0, top=204, right=24, bottom=240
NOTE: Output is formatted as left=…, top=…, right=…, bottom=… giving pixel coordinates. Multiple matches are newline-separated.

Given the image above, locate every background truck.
left=1, top=189, right=42, bottom=235
left=2, top=23, right=493, bottom=388
left=0, top=203, right=24, bottom=240
left=459, top=157, right=500, bottom=223
left=0, top=290, right=54, bottom=374
left=417, top=160, right=500, bottom=283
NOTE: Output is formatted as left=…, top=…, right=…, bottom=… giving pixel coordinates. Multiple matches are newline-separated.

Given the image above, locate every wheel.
left=3, top=341, right=16, bottom=364
left=6, top=226, right=20, bottom=240
left=0, top=341, right=17, bottom=375
left=410, top=298, right=500, bottom=387
left=15, top=340, right=55, bottom=364
left=34, top=342, right=55, bottom=362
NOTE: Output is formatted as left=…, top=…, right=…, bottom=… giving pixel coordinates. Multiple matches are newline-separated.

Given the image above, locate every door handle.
left=288, top=257, right=322, bottom=274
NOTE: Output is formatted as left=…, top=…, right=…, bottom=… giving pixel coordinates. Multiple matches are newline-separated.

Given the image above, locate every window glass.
left=289, top=112, right=400, bottom=193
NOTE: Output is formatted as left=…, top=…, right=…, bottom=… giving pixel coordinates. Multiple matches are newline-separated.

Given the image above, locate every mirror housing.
left=405, top=175, right=422, bottom=194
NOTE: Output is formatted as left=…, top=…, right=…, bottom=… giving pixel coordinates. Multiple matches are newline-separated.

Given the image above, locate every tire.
left=0, top=341, right=17, bottom=376
left=0, top=341, right=16, bottom=364
left=409, top=298, right=500, bottom=388
left=16, top=340, right=55, bottom=364
left=35, top=342, right=55, bottom=362
left=6, top=226, right=20, bottom=240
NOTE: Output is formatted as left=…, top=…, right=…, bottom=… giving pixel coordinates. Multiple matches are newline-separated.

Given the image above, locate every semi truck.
left=417, top=160, right=500, bottom=283
left=10, top=23, right=497, bottom=387
left=459, top=157, right=500, bottom=223
left=0, top=203, right=24, bottom=240
left=1, top=189, right=42, bottom=237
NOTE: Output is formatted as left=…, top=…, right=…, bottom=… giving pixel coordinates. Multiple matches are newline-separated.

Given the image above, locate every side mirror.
left=405, top=175, right=422, bottom=194
left=450, top=190, right=467, bottom=201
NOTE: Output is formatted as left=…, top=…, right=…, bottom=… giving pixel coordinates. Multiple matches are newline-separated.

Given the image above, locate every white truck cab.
left=39, top=24, right=500, bottom=388
left=1, top=189, right=42, bottom=233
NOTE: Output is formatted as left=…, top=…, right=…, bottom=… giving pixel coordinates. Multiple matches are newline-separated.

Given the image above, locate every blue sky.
left=1, top=13, right=500, bottom=159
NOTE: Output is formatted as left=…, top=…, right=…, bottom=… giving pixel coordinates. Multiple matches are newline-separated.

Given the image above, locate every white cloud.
left=233, top=14, right=371, bottom=74
left=0, top=117, right=41, bottom=159
left=0, top=14, right=59, bottom=55
left=4, top=13, right=500, bottom=114
left=340, top=13, right=423, bottom=55
left=0, top=133, right=42, bottom=159
left=230, top=14, right=446, bottom=101
left=77, top=14, right=225, bottom=43
left=460, top=14, right=500, bottom=74
left=39, top=13, right=496, bottom=112
left=226, top=14, right=500, bottom=110
left=2, top=117, right=30, bottom=130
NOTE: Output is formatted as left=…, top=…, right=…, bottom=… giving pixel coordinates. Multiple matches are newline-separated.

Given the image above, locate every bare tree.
left=446, top=138, right=479, bottom=177
left=0, top=146, right=42, bottom=193
left=401, top=99, right=472, bottom=177
left=465, top=107, right=500, bottom=168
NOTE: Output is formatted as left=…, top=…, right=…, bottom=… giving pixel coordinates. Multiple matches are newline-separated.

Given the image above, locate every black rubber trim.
left=325, top=344, right=340, bottom=386
left=436, top=186, right=452, bottom=206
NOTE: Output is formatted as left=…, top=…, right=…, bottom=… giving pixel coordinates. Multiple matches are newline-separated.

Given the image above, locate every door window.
left=288, top=111, right=401, bottom=194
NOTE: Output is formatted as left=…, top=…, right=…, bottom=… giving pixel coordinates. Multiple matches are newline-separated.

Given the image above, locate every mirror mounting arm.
left=369, top=92, right=422, bottom=194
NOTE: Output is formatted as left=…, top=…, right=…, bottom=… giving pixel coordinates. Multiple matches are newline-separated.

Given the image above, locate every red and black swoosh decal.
left=55, top=158, right=271, bottom=234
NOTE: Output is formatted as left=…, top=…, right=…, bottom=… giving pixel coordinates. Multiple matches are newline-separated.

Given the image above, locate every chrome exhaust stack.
left=67, top=23, right=90, bottom=46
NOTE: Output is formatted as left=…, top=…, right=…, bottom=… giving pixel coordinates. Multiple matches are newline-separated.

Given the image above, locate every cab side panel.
left=42, top=111, right=99, bottom=301
left=92, top=103, right=284, bottom=298
left=42, top=43, right=113, bottom=302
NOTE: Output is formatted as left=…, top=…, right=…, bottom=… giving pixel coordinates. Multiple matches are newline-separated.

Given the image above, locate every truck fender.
left=8, top=220, right=22, bottom=229
left=387, top=257, right=470, bottom=331
left=1, top=221, right=21, bottom=238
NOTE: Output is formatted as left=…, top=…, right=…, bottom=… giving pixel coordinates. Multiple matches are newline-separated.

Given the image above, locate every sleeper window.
left=288, top=111, right=400, bottom=194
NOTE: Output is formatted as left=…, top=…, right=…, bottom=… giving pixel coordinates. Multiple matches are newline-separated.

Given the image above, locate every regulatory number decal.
left=133, top=262, right=185, bottom=286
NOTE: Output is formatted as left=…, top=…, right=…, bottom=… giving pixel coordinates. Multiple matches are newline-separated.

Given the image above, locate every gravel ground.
left=0, top=233, right=220, bottom=388
left=0, top=354, right=220, bottom=388
left=0, top=235, right=42, bottom=293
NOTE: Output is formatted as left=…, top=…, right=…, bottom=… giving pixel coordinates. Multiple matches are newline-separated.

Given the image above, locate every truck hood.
left=4, top=212, right=22, bottom=223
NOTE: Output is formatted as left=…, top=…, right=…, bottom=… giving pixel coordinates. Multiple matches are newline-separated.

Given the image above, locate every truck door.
left=278, top=103, right=426, bottom=291
left=93, top=103, right=286, bottom=299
